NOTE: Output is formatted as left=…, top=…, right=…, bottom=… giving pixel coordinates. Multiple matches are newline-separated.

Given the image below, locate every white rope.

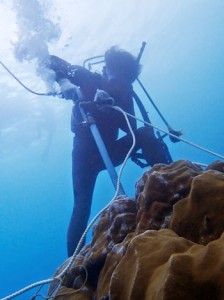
left=0, top=106, right=136, bottom=300
left=125, top=112, right=224, bottom=161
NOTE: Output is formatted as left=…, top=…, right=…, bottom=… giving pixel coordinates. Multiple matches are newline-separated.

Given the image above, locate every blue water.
left=0, top=0, right=223, bottom=298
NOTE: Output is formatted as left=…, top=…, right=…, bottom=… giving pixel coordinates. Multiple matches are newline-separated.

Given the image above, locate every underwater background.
left=0, top=0, right=223, bottom=298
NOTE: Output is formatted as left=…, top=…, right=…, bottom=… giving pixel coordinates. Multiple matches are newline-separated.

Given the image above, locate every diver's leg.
left=67, top=137, right=99, bottom=257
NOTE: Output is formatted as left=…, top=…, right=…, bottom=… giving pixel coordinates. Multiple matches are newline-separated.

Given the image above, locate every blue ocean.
left=0, top=0, right=223, bottom=299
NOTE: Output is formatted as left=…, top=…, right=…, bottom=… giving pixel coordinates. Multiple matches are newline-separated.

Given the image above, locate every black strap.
left=132, top=90, right=151, bottom=124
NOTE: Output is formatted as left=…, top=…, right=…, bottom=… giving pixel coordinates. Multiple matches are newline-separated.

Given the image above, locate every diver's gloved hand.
left=58, top=78, right=80, bottom=101
left=94, top=89, right=114, bottom=106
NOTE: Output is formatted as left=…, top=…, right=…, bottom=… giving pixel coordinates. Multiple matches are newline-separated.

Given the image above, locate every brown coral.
left=136, top=160, right=201, bottom=232
left=169, top=169, right=224, bottom=244
left=49, top=160, right=224, bottom=300
left=146, top=232, right=224, bottom=300
left=106, top=229, right=194, bottom=300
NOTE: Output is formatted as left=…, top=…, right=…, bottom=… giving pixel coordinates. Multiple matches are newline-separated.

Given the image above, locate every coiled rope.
left=0, top=106, right=136, bottom=300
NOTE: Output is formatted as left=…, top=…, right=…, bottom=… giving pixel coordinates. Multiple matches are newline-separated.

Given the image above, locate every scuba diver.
left=47, top=46, right=172, bottom=257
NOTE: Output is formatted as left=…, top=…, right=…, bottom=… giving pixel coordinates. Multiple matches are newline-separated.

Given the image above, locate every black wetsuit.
left=49, top=55, right=171, bottom=256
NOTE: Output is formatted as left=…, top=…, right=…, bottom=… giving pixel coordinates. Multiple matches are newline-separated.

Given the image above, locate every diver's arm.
left=49, top=55, right=79, bottom=84
left=48, top=55, right=102, bottom=101
left=47, top=55, right=84, bottom=100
